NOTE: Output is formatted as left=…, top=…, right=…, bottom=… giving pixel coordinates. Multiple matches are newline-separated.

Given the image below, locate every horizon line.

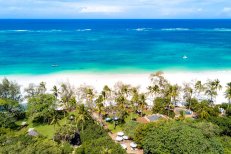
left=0, top=18, right=231, bottom=20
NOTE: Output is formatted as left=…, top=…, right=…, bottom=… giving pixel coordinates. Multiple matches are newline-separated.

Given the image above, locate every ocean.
left=0, top=19, right=231, bottom=75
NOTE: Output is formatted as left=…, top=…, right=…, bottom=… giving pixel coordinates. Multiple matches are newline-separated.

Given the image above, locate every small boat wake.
left=51, top=64, right=59, bottom=67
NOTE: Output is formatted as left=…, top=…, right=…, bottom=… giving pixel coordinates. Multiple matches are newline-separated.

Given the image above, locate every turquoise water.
left=0, top=19, right=231, bottom=75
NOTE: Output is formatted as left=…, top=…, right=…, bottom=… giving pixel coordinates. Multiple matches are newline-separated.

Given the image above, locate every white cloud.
left=0, top=0, right=230, bottom=18
left=223, top=7, right=231, bottom=13
left=79, top=6, right=124, bottom=13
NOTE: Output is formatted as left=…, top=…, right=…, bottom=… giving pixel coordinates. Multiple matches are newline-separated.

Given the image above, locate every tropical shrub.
left=134, top=120, right=223, bottom=154
left=123, top=120, right=140, bottom=139
left=75, top=136, right=126, bottom=154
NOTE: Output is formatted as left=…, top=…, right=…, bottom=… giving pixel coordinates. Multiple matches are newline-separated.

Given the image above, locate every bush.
left=80, top=122, right=106, bottom=143
left=134, top=120, right=223, bottom=154
left=219, top=136, right=231, bottom=154
left=75, top=136, right=125, bottom=154
left=152, top=97, right=175, bottom=118
left=208, top=116, right=231, bottom=136
left=226, top=107, right=231, bottom=117
left=0, top=112, right=17, bottom=129
left=0, top=129, right=62, bottom=154
left=123, top=120, right=140, bottom=139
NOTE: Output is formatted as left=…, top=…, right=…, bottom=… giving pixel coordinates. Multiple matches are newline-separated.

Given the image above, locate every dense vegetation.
left=0, top=78, right=125, bottom=154
left=0, top=71, right=231, bottom=154
left=134, top=120, right=224, bottom=154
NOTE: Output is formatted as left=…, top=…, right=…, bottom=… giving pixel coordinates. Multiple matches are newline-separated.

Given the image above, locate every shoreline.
left=1, top=70, right=231, bottom=104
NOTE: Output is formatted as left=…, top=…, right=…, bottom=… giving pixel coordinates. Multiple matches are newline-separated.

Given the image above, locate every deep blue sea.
left=0, top=19, right=231, bottom=75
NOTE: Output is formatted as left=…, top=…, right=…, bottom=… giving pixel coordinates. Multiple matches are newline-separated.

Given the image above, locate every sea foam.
left=133, top=28, right=152, bottom=31
left=213, top=28, right=231, bottom=32
left=161, top=28, right=190, bottom=31
left=76, top=29, right=92, bottom=32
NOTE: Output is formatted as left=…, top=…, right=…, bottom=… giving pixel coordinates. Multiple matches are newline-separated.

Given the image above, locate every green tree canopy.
left=0, top=78, right=21, bottom=101
left=134, top=120, right=223, bottom=154
left=27, top=94, right=57, bottom=123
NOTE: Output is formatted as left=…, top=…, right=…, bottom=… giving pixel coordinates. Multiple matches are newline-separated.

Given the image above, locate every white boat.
left=182, top=55, right=188, bottom=59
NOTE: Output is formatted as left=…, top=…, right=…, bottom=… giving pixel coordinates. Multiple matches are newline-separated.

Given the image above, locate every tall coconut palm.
left=50, top=111, right=60, bottom=132
left=101, top=85, right=111, bottom=106
left=116, top=94, right=127, bottom=111
left=85, top=87, right=95, bottom=111
left=213, top=79, right=222, bottom=91
left=225, top=82, right=231, bottom=107
left=115, top=94, right=129, bottom=122
left=183, top=83, right=193, bottom=109
left=121, top=84, right=131, bottom=97
left=52, top=85, right=59, bottom=99
left=205, top=79, right=222, bottom=103
left=170, top=84, right=180, bottom=105
left=76, top=104, right=89, bottom=132
left=60, top=82, right=75, bottom=111
left=95, top=95, right=104, bottom=118
left=194, top=80, right=204, bottom=97
left=195, top=101, right=210, bottom=119
left=130, top=87, right=139, bottom=119
left=165, top=84, right=180, bottom=106
left=38, top=81, right=46, bottom=94
left=138, top=93, right=147, bottom=117
left=103, top=85, right=111, bottom=99
left=60, top=82, right=75, bottom=124
left=147, top=85, right=160, bottom=98
left=150, top=71, right=168, bottom=90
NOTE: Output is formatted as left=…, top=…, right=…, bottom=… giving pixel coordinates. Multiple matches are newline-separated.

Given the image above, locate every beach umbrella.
left=105, top=117, right=111, bottom=122
left=115, top=136, right=123, bottom=142
left=114, top=117, right=119, bottom=121
left=21, top=121, right=27, bottom=126
left=28, top=128, right=39, bottom=137
left=130, top=142, right=137, bottom=148
left=123, top=136, right=129, bottom=140
left=117, top=131, right=124, bottom=136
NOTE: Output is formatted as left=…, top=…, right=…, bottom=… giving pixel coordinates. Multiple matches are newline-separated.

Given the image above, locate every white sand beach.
left=1, top=71, right=231, bottom=104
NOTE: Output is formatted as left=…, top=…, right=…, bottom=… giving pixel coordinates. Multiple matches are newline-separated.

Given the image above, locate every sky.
left=0, top=0, right=231, bottom=19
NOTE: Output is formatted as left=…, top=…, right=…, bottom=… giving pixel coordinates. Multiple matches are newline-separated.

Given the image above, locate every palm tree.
left=164, top=84, right=180, bottom=106
left=101, top=85, right=111, bottom=106
left=50, top=111, right=60, bottom=132
left=194, top=80, right=204, bottom=97
left=138, top=93, right=147, bottom=117
left=76, top=104, right=89, bottom=132
left=195, top=100, right=210, bottom=119
left=225, top=82, right=231, bottom=107
left=116, top=94, right=127, bottom=111
left=85, top=87, right=95, bottom=111
left=38, top=81, right=46, bottom=94
left=115, top=94, right=128, bottom=122
left=60, top=82, right=75, bottom=111
left=205, top=79, right=222, bottom=103
left=130, top=87, right=139, bottom=119
left=213, top=79, right=222, bottom=91
left=170, top=84, right=180, bottom=105
left=183, top=83, right=193, bottom=109
left=121, top=84, right=131, bottom=97
left=52, top=85, right=59, bottom=98
left=103, top=85, right=111, bottom=98
left=147, top=85, right=160, bottom=98
left=150, top=71, right=168, bottom=90
left=95, top=95, right=104, bottom=118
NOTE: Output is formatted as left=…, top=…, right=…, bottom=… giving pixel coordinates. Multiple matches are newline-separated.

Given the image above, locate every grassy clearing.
left=16, top=116, right=68, bottom=139
left=106, top=112, right=140, bottom=133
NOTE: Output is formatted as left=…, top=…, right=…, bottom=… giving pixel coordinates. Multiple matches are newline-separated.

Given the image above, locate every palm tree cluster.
left=23, top=72, right=231, bottom=126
